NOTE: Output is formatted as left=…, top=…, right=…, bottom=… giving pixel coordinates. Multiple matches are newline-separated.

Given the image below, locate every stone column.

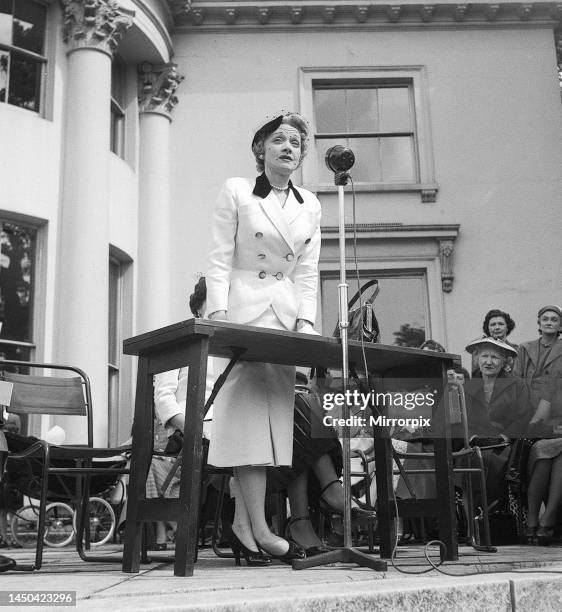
left=136, top=63, right=184, bottom=333
left=55, top=0, right=133, bottom=444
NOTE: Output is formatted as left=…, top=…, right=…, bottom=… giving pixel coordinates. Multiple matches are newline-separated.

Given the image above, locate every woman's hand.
left=208, top=310, right=228, bottom=321
left=296, top=318, right=319, bottom=335
left=529, top=398, right=551, bottom=425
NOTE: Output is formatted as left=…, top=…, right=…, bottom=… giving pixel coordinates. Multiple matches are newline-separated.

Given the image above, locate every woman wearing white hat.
left=205, top=113, right=321, bottom=563
left=463, top=337, right=535, bottom=516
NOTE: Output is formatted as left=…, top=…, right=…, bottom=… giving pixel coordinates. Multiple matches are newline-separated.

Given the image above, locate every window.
left=314, top=83, right=416, bottom=185
left=299, top=67, right=437, bottom=199
left=0, top=0, right=47, bottom=112
left=108, top=257, right=121, bottom=444
left=0, top=219, right=37, bottom=360
left=110, top=57, right=126, bottom=158
left=108, top=249, right=133, bottom=445
left=321, top=272, right=428, bottom=347
left=317, top=224, right=458, bottom=346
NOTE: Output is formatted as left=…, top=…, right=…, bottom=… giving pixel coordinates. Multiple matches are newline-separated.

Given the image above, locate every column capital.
left=61, top=0, right=134, bottom=57
left=138, top=63, right=185, bottom=118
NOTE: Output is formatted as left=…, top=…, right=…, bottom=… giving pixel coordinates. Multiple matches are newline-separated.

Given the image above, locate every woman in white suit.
left=206, top=113, right=321, bottom=562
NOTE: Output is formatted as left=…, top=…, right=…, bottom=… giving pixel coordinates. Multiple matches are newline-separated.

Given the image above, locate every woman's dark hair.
left=189, top=277, right=206, bottom=317
left=482, top=309, right=515, bottom=336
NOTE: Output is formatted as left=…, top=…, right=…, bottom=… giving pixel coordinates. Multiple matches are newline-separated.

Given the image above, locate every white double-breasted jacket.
left=205, top=174, right=322, bottom=467
left=205, top=174, right=321, bottom=330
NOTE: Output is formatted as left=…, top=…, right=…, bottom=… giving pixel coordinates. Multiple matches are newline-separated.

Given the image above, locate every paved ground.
left=1, top=543, right=562, bottom=611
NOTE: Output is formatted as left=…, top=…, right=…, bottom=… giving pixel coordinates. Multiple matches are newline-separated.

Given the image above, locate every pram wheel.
left=10, top=502, right=74, bottom=548
left=73, top=497, right=115, bottom=546
left=43, top=502, right=74, bottom=548
left=11, top=505, right=41, bottom=549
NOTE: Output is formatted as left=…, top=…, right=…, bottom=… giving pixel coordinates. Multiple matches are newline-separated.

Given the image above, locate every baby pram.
left=0, top=360, right=130, bottom=571
left=6, top=432, right=127, bottom=549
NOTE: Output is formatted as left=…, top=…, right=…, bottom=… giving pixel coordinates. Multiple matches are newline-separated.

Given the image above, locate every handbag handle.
left=348, top=280, right=379, bottom=310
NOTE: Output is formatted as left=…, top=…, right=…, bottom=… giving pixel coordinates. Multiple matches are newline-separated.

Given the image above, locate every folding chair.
left=0, top=360, right=130, bottom=571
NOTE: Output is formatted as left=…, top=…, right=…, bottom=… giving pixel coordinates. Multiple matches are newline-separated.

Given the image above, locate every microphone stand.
left=292, top=170, right=387, bottom=572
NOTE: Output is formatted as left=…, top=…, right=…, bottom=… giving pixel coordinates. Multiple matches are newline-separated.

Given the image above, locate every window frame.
left=0, top=0, right=49, bottom=114
left=299, top=66, right=438, bottom=199
left=320, top=268, right=431, bottom=347
left=0, top=211, right=47, bottom=360
left=108, top=246, right=133, bottom=446
left=317, top=225, right=455, bottom=346
left=110, top=55, right=126, bottom=159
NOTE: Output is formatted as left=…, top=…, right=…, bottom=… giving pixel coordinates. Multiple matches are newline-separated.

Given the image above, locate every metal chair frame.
left=0, top=359, right=130, bottom=571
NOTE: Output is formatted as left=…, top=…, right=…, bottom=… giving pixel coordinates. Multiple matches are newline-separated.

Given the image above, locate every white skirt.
left=207, top=308, right=296, bottom=467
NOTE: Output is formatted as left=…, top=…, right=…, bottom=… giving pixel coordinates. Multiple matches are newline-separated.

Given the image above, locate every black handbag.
left=333, top=280, right=380, bottom=343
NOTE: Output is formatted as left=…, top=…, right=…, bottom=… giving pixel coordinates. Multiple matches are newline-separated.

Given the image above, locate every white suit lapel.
left=259, top=192, right=294, bottom=252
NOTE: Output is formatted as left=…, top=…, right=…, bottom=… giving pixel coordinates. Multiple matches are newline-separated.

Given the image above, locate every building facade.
left=1, top=0, right=561, bottom=445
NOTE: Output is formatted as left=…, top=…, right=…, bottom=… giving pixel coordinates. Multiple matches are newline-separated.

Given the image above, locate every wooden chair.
left=0, top=360, right=130, bottom=571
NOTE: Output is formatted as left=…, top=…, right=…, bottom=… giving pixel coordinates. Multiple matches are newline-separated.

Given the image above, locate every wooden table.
left=122, top=319, right=459, bottom=576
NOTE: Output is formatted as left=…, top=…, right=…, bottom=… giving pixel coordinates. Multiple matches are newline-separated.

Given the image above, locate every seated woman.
left=462, top=337, right=539, bottom=513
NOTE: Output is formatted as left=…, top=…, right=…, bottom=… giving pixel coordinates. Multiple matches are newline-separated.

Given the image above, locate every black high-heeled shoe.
left=285, top=516, right=333, bottom=557
left=319, top=479, right=377, bottom=523
left=525, top=526, right=538, bottom=545
left=229, top=531, right=272, bottom=566
left=256, top=536, right=305, bottom=564
left=536, top=525, right=555, bottom=546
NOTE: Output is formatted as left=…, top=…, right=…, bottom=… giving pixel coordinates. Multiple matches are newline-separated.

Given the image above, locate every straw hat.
left=465, top=336, right=517, bottom=357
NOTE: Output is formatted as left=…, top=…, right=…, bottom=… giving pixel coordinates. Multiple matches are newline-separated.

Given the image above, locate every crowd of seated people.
left=420, top=305, right=562, bottom=546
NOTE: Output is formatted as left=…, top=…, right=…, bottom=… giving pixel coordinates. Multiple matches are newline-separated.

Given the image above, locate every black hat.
left=251, top=115, right=284, bottom=147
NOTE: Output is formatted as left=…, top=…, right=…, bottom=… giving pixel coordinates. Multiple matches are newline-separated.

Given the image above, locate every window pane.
left=347, top=137, right=382, bottom=182
left=380, top=136, right=415, bottom=182
left=0, top=221, right=36, bottom=343
left=110, top=107, right=124, bottom=156
left=108, top=260, right=119, bottom=364
left=378, top=87, right=411, bottom=132
left=0, top=51, right=8, bottom=102
left=345, top=88, right=378, bottom=132
left=321, top=274, right=426, bottom=346
left=0, top=9, right=12, bottom=46
left=8, top=51, right=40, bottom=110
left=314, top=89, right=347, bottom=133
left=13, top=0, right=45, bottom=54
left=0, top=342, right=31, bottom=361
left=111, top=59, right=125, bottom=106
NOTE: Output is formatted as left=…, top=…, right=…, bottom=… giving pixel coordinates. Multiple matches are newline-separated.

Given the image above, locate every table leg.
left=174, top=338, right=209, bottom=577
left=373, top=433, right=394, bottom=558
left=434, top=364, right=458, bottom=561
left=123, top=357, right=154, bottom=573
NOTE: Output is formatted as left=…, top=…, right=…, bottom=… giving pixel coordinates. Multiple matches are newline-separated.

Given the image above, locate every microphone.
left=325, top=145, right=355, bottom=173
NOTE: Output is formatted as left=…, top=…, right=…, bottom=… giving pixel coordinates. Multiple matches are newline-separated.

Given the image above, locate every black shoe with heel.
left=525, top=526, right=538, bottom=545
left=285, top=516, right=333, bottom=557
left=230, top=531, right=272, bottom=566
left=319, top=479, right=377, bottom=523
left=537, top=525, right=555, bottom=546
left=256, top=537, right=305, bottom=564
